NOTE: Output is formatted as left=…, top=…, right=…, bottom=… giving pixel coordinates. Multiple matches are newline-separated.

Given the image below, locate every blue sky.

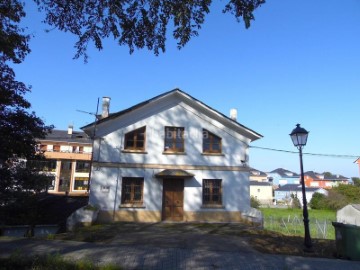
left=14, top=1, right=360, bottom=177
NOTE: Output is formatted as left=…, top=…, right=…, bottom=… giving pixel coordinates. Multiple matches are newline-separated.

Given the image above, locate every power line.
left=250, top=146, right=359, bottom=159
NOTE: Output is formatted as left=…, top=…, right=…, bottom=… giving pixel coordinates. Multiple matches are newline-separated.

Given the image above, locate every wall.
left=90, top=167, right=251, bottom=222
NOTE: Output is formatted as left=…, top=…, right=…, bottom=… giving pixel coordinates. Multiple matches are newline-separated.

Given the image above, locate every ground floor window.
left=74, top=177, right=89, bottom=190
left=203, top=179, right=222, bottom=205
left=121, top=177, right=144, bottom=205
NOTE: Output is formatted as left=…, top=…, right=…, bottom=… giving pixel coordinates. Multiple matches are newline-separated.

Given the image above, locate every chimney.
left=102, top=97, right=111, bottom=118
left=230, top=108, right=237, bottom=121
left=67, top=124, right=73, bottom=135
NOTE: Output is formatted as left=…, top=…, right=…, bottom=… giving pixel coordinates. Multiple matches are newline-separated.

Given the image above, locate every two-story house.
left=249, top=181, right=273, bottom=205
left=82, top=89, right=263, bottom=223
left=267, top=168, right=300, bottom=187
left=32, top=126, right=92, bottom=195
left=249, top=168, right=269, bottom=182
left=304, top=171, right=349, bottom=188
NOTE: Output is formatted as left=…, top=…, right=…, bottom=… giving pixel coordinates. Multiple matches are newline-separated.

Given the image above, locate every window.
left=203, top=179, right=222, bottom=205
left=75, top=161, right=90, bottom=172
left=125, top=126, right=146, bottom=150
left=121, top=177, right=144, bottom=205
left=74, top=177, right=89, bottom=190
left=164, top=127, right=185, bottom=152
left=203, top=129, right=222, bottom=154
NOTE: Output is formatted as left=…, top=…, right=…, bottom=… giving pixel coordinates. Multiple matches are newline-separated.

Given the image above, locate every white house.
left=274, top=184, right=328, bottom=206
left=249, top=181, right=273, bottom=205
left=82, top=89, right=262, bottom=224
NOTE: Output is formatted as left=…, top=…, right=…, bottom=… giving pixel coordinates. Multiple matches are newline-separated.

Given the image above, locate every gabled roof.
left=276, top=184, right=322, bottom=192
left=269, top=168, right=299, bottom=178
left=81, top=88, right=262, bottom=141
left=249, top=168, right=268, bottom=177
left=250, top=181, right=272, bottom=186
left=39, top=130, right=91, bottom=144
left=304, top=171, right=349, bottom=181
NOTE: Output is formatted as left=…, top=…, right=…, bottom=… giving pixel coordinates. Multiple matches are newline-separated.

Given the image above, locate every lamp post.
left=290, top=124, right=313, bottom=251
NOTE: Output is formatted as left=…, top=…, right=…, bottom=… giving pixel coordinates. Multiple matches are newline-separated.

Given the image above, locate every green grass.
left=260, top=208, right=336, bottom=220
left=260, top=208, right=336, bottom=240
left=0, top=253, right=122, bottom=270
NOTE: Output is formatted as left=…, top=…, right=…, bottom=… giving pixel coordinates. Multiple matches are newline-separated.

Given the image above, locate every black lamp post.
left=290, top=124, right=313, bottom=251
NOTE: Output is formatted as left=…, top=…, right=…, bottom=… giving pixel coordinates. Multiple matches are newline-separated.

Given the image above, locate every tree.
left=0, top=0, right=53, bottom=223
left=34, top=0, right=265, bottom=62
left=352, top=177, right=360, bottom=187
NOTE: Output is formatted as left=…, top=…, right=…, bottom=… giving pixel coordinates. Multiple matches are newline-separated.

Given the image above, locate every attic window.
left=203, top=129, right=222, bottom=154
left=164, top=127, right=185, bottom=153
left=125, top=126, right=146, bottom=150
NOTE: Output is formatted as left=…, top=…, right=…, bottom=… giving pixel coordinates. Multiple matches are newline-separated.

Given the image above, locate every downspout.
left=113, top=167, right=120, bottom=221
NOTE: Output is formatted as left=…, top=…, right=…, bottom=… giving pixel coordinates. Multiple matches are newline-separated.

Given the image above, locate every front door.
left=162, top=178, right=184, bottom=221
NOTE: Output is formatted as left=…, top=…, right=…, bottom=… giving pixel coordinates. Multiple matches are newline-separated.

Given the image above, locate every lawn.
left=260, top=208, right=336, bottom=240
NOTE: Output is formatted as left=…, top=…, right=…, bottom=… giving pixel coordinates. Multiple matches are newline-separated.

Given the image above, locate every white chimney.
left=102, top=97, right=111, bottom=118
left=67, top=124, right=73, bottom=135
left=230, top=108, right=237, bottom=121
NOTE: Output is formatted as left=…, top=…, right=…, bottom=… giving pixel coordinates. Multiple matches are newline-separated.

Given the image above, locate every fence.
left=263, top=215, right=335, bottom=240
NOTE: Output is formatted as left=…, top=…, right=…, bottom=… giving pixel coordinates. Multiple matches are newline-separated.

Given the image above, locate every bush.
left=290, top=194, right=301, bottom=209
left=250, top=196, right=260, bottom=208
left=309, top=192, right=328, bottom=210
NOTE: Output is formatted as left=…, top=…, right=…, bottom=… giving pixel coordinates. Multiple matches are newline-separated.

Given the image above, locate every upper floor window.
left=164, top=127, right=185, bottom=153
left=203, top=129, right=222, bottom=154
left=121, top=177, right=144, bottom=205
left=75, top=161, right=90, bottom=172
left=203, top=179, right=222, bottom=205
left=125, top=126, right=146, bottom=151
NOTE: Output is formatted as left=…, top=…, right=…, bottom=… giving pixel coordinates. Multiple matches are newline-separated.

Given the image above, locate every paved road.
left=1, top=223, right=360, bottom=270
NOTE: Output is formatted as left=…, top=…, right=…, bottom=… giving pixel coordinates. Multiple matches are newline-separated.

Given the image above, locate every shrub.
left=309, top=192, right=328, bottom=210
left=250, top=196, right=260, bottom=208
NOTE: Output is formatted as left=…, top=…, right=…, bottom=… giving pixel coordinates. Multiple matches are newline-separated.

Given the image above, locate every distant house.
left=267, top=168, right=299, bottom=186
left=274, top=184, right=328, bottom=206
left=32, top=127, right=92, bottom=195
left=304, top=171, right=349, bottom=189
left=249, top=181, right=273, bottom=205
left=81, top=89, right=263, bottom=223
left=249, top=168, right=269, bottom=182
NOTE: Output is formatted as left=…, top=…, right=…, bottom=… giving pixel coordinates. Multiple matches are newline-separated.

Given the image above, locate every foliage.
left=250, top=196, right=260, bottom=208
left=0, top=0, right=53, bottom=223
left=0, top=252, right=122, bottom=270
left=309, top=192, right=328, bottom=210
left=35, top=0, right=265, bottom=61
left=290, top=194, right=301, bottom=209
left=352, top=177, right=360, bottom=187
left=309, top=184, right=360, bottom=211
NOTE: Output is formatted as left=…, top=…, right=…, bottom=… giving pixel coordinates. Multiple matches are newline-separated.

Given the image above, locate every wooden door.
left=162, top=179, right=184, bottom=221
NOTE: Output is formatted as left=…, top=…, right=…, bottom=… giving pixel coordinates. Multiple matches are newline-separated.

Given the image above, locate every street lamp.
left=290, top=124, right=313, bottom=251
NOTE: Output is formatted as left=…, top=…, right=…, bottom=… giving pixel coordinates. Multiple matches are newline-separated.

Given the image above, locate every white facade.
left=83, top=90, right=262, bottom=223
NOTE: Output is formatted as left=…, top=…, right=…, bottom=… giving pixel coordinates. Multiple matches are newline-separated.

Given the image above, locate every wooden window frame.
left=202, top=179, right=222, bottom=205
left=121, top=177, right=144, bottom=205
left=124, top=126, right=146, bottom=151
left=203, top=129, right=222, bottom=154
left=164, top=126, right=185, bottom=153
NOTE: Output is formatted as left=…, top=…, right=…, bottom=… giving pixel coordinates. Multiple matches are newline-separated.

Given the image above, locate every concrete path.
left=1, top=237, right=360, bottom=269
left=1, top=222, right=360, bottom=270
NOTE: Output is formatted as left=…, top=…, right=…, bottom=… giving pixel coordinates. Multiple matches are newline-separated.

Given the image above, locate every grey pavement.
left=1, top=223, right=360, bottom=270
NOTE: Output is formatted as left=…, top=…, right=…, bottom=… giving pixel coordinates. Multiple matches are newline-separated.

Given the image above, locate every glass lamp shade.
left=290, top=124, right=309, bottom=147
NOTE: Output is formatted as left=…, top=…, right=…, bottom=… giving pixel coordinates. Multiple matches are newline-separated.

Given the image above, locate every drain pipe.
left=113, top=167, right=120, bottom=221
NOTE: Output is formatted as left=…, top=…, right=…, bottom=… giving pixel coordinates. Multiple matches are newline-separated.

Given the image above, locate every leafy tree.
left=34, top=0, right=265, bottom=61
left=0, top=0, right=53, bottom=224
left=309, top=192, right=328, bottom=210
left=352, top=177, right=360, bottom=187
left=250, top=196, right=260, bottom=209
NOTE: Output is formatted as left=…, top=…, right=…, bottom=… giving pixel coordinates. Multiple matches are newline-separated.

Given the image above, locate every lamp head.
left=290, top=124, right=309, bottom=148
